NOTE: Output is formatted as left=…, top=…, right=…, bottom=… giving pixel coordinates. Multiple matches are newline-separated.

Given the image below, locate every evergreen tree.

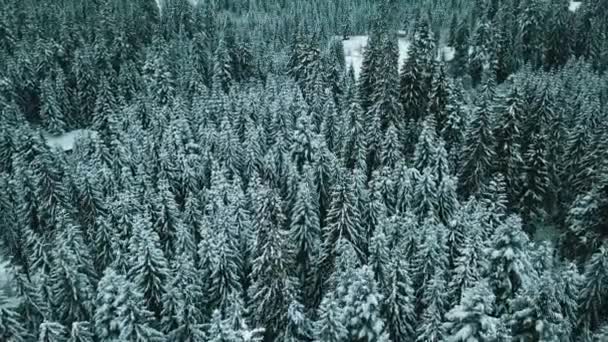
left=443, top=281, right=502, bottom=341
left=67, top=322, right=94, bottom=342
left=578, top=244, right=608, bottom=335
left=384, top=248, right=416, bottom=342
left=38, top=321, right=68, bottom=342
left=248, top=181, right=293, bottom=341
left=459, top=81, right=496, bottom=198
left=320, top=170, right=364, bottom=274
left=50, top=223, right=95, bottom=326
left=342, top=266, right=390, bottom=342
left=416, top=270, right=448, bottom=342
left=518, top=132, right=550, bottom=232
left=0, top=294, right=29, bottom=342
left=486, top=215, right=534, bottom=315
left=313, top=293, right=347, bottom=342
left=289, top=169, right=321, bottom=304
left=127, top=214, right=170, bottom=320
left=494, top=86, right=524, bottom=205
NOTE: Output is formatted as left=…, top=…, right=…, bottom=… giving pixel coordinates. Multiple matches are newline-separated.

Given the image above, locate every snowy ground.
left=569, top=1, right=582, bottom=12
left=44, top=129, right=98, bottom=152
left=341, top=35, right=454, bottom=79
left=0, top=259, right=9, bottom=294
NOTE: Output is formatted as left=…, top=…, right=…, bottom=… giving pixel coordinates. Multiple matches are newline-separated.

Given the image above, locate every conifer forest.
left=2, top=0, right=608, bottom=341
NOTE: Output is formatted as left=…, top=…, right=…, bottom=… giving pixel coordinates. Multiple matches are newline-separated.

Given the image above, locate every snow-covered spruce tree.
left=518, top=0, right=543, bottom=68
left=291, top=114, right=316, bottom=173
left=436, top=173, right=459, bottom=227
left=49, top=220, right=96, bottom=327
left=448, top=212, right=486, bottom=306
left=479, top=173, right=508, bottom=240
left=283, top=299, right=314, bottom=342
left=0, top=293, right=29, bottom=342
left=459, top=77, right=497, bottom=198
left=368, top=226, right=391, bottom=291
left=428, top=61, right=450, bottom=135
left=289, top=167, right=322, bottom=306
left=127, top=213, right=170, bottom=321
left=248, top=180, right=294, bottom=341
left=341, top=101, right=368, bottom=171
left=543, top=0, right=573, bottom=70
left=319, top=169, right=365, bottom=278
left=441, top=80, right=467, bottom=169
left=67, top=322, right=94, bottom=342
left=39, top=75, right=67, bottom=135
left=367, top=33, right=403, bottom=134
left=416, top=269, right=448, bottom=342
left=444, top=281, right=503, bottom=341
left=380, top=123, right=404, bottom=170
left=115, top=274, right=165, bottom=342
left=384, top=246, right=416, bottom=342
left=518, top=132, right=550, bottom=234
left=414, top=114, right=438, bottom=172
left=555, top=262, right=582, bottom=341
left=342, top=266, right=390, bottom=342
left=578, top=243, right=608, bottom=336
left=14, top=271, right=49, bottom=336
left=411, top=168, right=439, bottom=222
left=38, top=321, right=68, bottom=342
left=207, top=205, right=243, bottom=313
left=358, top=17, right=384, bottom=113
left=400, top=18, right=436, bottom=122
left=494, top=86, right=525, bottom=205
left=485, top=215, right=535, bottom=315
left=413, top=214, right=448, bottom=300
left=94, top=268, right=126, bottom=341
left=508, top=271, right=568, bottom=341
left=313, top=292, right=348, bottom=342
left=207, top=310, right=240, bottom=342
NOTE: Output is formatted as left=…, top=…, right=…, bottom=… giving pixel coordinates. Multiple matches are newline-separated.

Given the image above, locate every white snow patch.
left=44, top=129, right=98, bottom=152
left=440, top=46, right=456, bottom=62
left=0, top=260, right=9, bottom=291
left=569, top=1, right=582, bottom=12
left=342, top=35, right=410, bottom=79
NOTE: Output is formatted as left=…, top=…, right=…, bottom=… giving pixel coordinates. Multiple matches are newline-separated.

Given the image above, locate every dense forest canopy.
left=1, top=0, right=608, bottom=341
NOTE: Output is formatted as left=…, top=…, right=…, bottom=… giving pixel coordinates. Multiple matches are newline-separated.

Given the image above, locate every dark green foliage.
left=0, top=1, right=606, bottom=341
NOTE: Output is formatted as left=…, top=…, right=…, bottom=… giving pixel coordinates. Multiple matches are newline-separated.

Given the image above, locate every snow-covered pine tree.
left=459, top=77, right=497, bottom=198
left=38, top=321, right=68, bottom=342
left=414, top=114, right=438, bottom=172
left=486, top=215, right=534, bottom=315
left=248, top=180, right=294, bottom=341
left=127, top=213, right=170, bottom=320
left=342, top=266, right=390, bottom=342
left=320, top=169, right=364, bottom=276
left=578, top=244, right=608, bottom=336
left=494, top=86, right=524, bottom=205
left=115, top=276, right=165, bottom=342
left=313, top=291, right=347, bottom=342
left=443, top=281, right=502, bottom=341
left=50, top=220, right=95, bottom=326
left=508, top=271, right=568, bottom=341
left=289, top=167, right=321, bottom=306
left=448, top=212, right=486, bottom=305
left=384, top=247, right=416, bottom=342
left=428, top=61, right=450, bottom=135
left=67, top=322, right=94, bottom=342
left=518, top=132, right=550, bottom=233
left=416, top=269, right=448, bottom=342
left=282, top=299, right=313, bottom=342
left=0, top=292, right=29, bottom=342
left=400, top=18, right=435, bottom=122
